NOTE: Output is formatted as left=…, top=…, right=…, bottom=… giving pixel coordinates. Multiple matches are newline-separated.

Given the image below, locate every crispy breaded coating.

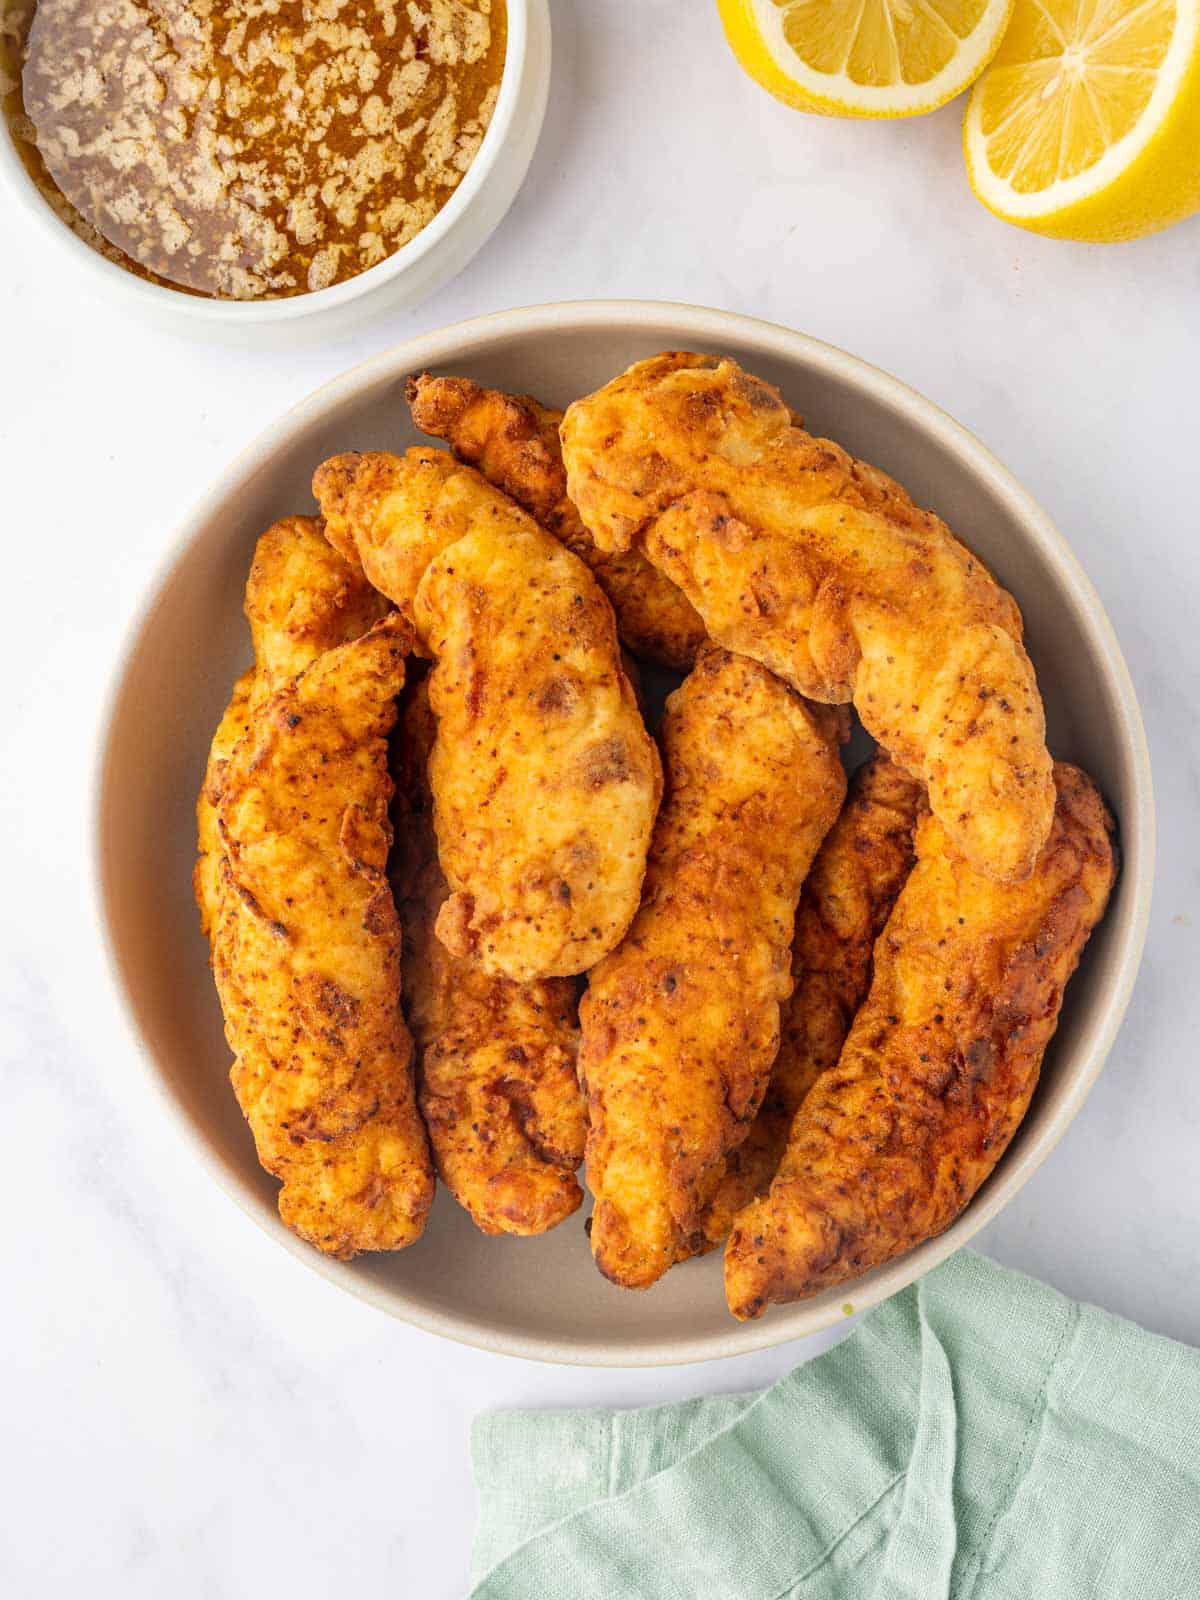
left=392, top=684, right=586, bottom=1236
left=405, top=480, right=661, bottom=983
left=312, top=446, right=488, bottom=630
left=213, top=614, right=433, bottom=1258
left=315, top=446, right=661, bottom=980
left=195, top=518, right=388, bottom=945
left=244, top=514, right=390, bottom=686
left=405, top=373, right=706, bottom=669
left=195, top=669, right=254, bottom=943
left=725, top=762, right=1117, bottom=1319
left=700, top=753, right=924, bottom=1247
left=561, top=353, right=1055, bottom=884
left=579, top=647, right=847, bottom=1290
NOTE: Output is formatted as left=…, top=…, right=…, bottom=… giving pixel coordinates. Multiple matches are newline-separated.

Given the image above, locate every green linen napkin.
left=469, top=1251, right=1200, bottom=1598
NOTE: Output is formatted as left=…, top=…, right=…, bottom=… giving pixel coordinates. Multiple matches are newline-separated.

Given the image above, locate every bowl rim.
left=92, top=300, right=1156, bottom=1365
left=0, top=0, right=536, bottom=323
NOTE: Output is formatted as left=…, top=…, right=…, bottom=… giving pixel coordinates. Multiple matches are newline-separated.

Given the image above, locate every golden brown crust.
left=392, top=684, right=586, bottom=1236
left=213, top=614, right=433, bottom=1259
left=413, top=478, right=663, bottom=983
left=195, top=668, right=256, bottom=944
left=311, top=447, right=473, bottom=630
left=579, top=647, right=847, bottom=1290
left=406, top=372, right=706, bottom=669
left=700, top=753, right=924, bottom=1247
left=195, top=519, right=387, bottom=951
left=244, top=515, right=390, bottom=687
left=560, top=353, right=1054, bottom=884
left=724, top=762, right=1117, bottom=1319
left=315, top=446, right=662, bottom=981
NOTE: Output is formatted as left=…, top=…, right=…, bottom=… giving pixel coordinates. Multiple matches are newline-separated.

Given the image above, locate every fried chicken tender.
left=195, top=517, right=388, bottom=942
left=700, top=753, right=924, bottom=1247
left=561, top=353, right=1055, bottom=884
left=725, top=762, right=1117, bottom=1319
left=392, top=683, right=587, bottom=1236
left=405, top=372, right=706, bottom=669
left=579, top=647, right=847, bottom=1290
left=213, top=613, right=433, bottom=1258
left=314, top=446, right=661, bottom=979
left=415, top=501, right=663, bottom=981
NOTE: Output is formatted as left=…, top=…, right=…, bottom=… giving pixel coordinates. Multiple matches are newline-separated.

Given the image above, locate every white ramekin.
left=0, top=0, right=549, bottom=335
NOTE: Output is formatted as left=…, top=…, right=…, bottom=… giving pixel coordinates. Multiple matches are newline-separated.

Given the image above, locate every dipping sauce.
left=1, top=0, right=505, bottom=299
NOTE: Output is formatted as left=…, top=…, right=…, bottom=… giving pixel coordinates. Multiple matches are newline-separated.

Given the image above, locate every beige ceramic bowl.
left=94, top=302, right=1153, bottom=1365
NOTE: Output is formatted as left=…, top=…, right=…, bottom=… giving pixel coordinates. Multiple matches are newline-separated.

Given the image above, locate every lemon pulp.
left=781, top=0, right=992, bottom=87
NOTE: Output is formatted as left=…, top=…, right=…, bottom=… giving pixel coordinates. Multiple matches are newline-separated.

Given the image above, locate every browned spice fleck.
left=2, top=0, right=504, bottom=299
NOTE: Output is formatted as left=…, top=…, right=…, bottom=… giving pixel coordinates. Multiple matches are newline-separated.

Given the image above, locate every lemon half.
left=717, top=0, right=1016, bottom=118
left=965, top=0, right=1200, bottom=241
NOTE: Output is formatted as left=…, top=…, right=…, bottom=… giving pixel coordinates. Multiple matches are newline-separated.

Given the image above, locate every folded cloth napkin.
left=468, top=1250, right=1200, bottom=1598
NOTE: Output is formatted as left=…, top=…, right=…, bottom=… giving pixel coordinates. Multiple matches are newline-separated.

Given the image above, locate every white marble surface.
left=3, top=3, right=1199, bottom=1595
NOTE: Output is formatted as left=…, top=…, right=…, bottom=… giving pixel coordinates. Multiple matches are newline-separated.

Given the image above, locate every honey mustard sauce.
left=1, top=0, right=505, bottom=298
